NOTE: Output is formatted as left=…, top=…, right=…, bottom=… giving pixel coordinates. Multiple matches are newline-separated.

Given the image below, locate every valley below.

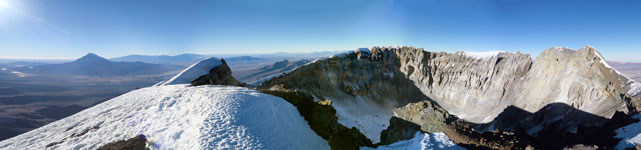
left=0, top=72, right=173, bottom=140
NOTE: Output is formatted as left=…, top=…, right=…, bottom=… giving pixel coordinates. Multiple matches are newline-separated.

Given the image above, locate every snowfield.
left=0, top=85, right=329, bottom=150
left=362, top=132, right=464, bottom=150
left=329, top=95, right=392, bottom=143
left=616, top=114, right=641, bottom=149
left=158, top=57, right=222, bottom=85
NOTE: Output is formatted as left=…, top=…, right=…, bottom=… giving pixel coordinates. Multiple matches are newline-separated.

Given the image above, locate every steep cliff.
left=260, top=49, right=426, bottom=142
left=399, top=45, right=637, bottom=126
left=260, top=46, right=641, bottom=144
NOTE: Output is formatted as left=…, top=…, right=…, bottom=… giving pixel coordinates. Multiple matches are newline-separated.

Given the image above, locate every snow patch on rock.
left=552, top=46, right=572, bottom=52
left=594, top=50, right=614, bottom=69
left=362, top=132, right=464, bottom=150
left=0, top=85, right=329, bottom=150
left=330, top=96, right=392, bottom=143
left=458, top=51, right=505, bottom=59
left=159, top=57, right=223, bottom=85
left=629, top=82, right=641, bottom=97
left=593, top=48, right=641, bottom=96
left=615, top=114, right=641, bottom=149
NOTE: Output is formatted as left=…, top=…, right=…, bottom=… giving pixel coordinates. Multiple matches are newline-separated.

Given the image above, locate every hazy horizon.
left=1, top=0, right=640, bottom=62
left=1, top=45, right=640, bottom=63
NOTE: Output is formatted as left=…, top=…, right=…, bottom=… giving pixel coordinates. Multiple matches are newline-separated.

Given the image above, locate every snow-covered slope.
left=362, top=132, right=464, bottom=150
left=158, top=57, right=223, bottom=85
left=0, top=85, right=329, bottom=150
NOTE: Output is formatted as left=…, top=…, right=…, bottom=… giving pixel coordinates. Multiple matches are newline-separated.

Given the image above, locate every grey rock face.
left=394, top=47, right=534, bottom=123
left=261, top=45, right=641, bottom=140
left=259, top=50, right=428, bottom=142
left=389, top=46, right=638, bottom=124
left=392, top=100, right=449, bottom=133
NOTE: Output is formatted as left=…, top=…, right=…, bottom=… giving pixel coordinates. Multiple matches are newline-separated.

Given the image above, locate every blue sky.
left=0, top=0, right=640, bottom=62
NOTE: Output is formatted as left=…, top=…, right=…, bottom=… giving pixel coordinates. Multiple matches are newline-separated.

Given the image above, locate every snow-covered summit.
left=158, top=57, right=223, bottom=86
left=0, top=85, right=329, bottom=150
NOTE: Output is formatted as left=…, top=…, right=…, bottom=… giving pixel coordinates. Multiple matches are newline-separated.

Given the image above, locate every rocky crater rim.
left=332, top=45, right=640, bottom=98
left=276, top=44, right=639, bottom=124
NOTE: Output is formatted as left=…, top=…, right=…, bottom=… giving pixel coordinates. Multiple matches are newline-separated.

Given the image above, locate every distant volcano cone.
left=73, top=53, right=110, bottom=64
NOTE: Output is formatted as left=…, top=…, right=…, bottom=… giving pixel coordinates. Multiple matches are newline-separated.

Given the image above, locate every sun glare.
left=0, top=0, right=11, bottom=8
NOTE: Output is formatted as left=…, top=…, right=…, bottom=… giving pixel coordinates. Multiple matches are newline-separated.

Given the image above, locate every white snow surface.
left=361, top=132, right=465, bottom=150
left=629, top=82, right=641, bottom=97
left=458, top=51, right=505, bottom=59
left=159, top=57, right=222, bottom=85
left=10, top=71, right=30, bottom=77
left=616, top=114, right=641, bottom=149
left=0, top=85, right=329, bottom=150
left=329, top=95, right=391, bottom=143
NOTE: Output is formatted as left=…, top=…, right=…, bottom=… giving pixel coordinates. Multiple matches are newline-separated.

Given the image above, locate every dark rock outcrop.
left=393, top=100, right=449, bottom=133
left=259, top=90, right=374, bottom=150
left=191, top=59, right=243, bottom=86
left=443, top=103, right=637, bottom=150
left=97, top=135, right=147, bottom=150
left=378, top=117, right=423, bottom=146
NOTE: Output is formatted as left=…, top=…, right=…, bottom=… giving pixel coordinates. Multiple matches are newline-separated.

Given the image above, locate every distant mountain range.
left=111, top=54, right=273, bottom=67
left=110, top=53, right=210, bottom=66
left=15, top=53, right=182, bottom=77
left=224, top=56, right=269, bottom=62
left=236, top=59, right=311, bottom=85
left=110, top=51, right=344, bottom=66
